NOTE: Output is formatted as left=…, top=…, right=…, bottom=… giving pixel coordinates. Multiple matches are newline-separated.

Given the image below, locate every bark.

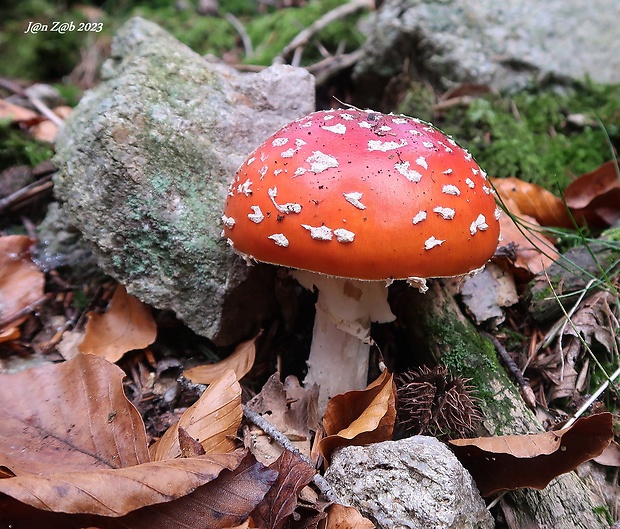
left=394, top=280, right=610, bottom=529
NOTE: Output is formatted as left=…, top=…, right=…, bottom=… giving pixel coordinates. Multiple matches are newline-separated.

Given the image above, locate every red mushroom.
left=222, top=108, right=500, bottom=412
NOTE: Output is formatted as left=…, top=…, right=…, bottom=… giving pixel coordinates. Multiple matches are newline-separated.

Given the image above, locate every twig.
left=242, top=405, right=341, bottom=503
left=276, top=0, right=374, bottom=63
left=0, top=293, right=54, bottom=330
left=306, top=48, right=365, bottom=85
left=481, top=331, right=537, bottom=408
left=28, top=95, right=63, bottom=127
left=0, top=174, right=54, bottom=213
left=225, top=13, right=253, bottom=58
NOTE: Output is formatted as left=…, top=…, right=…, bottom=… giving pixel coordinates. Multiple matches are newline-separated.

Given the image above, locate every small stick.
left=225, top=13, right=253, bottom=58
left=242, top=405, right=341, bottom=504
left=481, top=331, right=537, bottom=408
left=276, top=0, right=374, bottom=62
left=0, top=174, right=54, bottom=213
left=0, top=293, right=54, bottom=330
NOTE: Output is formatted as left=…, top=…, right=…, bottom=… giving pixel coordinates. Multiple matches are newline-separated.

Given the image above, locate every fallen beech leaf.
left=0, top=235, right=45, bottom=330
left=492, top=177, right=573, bottom=228
left=79, top=285, right=157, bottom=362
left=0, top=353, right=253, bottom=516
left=244, top=373, right=318, bottom=464
left=184, top=333, right=259, bottom=384
left=324, top=503, right=375, bottom=529
left=0, top=326, right=20, bottom=343
left=105, top=453, right=277, bottom=528
left=497, top=209, right=558, bottom=276
left=53, top=105, right=72, bottom=119
left=0, top=99, right=39, bottom=122
left=252, top=449, right=316, bottom=529
left=0, top=352, right=149, bottom=475
left=449, top=413, right=613, bottom=496
left=31, top=120, right=58, bottom=142
left=178, top=427, right=206, bottom=457
left=0, top=453, right=276, bottom=529
left=151, top=369, right=242, bottom=461
left=593, top=440, right=620, bottom=467
left=0, top=451, right=246, bottom=517
left=319, top=370, right=396, bottom=463
left=564, top=159, right=620, bottom=227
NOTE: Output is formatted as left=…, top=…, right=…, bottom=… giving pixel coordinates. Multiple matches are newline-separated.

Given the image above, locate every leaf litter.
left=1, top=102, right=620, bottom=527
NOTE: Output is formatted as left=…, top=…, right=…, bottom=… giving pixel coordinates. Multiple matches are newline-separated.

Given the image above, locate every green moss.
left=245, top=0, right=367, bottom=66
left=131, top=6, right=238, bottom=57
left=592, top=505, right=614, bottom=525
left=0, top=7, right=102, bottom=80
left=397, top=81, right=620, bottom=191
left=0, top=120, right=53, bottom=169
left=418, top=296, right=522, bottom=431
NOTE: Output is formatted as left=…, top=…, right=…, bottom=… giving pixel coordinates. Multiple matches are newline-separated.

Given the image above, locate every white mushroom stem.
left=292, top=270, right=396, bottom=414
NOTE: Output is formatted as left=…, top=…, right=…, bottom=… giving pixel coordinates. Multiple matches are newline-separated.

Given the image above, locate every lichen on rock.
left=52, top=17, right=315, bottom=344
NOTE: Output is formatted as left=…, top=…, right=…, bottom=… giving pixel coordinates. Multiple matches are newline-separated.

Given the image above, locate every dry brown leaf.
left=492, top=177, right=573, bottom=228
left=319, top=370, right=396, bottom=464
left=0, top=353, right=266, bottom=519
left=0, top=99, right=39, bottom=122
left=497, top=209, right=558, bottom=276
left=244, top=373, right=318, bottom=464
left=449, top=413, right=613, bottom=496
left=150, top=369, right=242, bottom=461
left=183, top=333, right=259, bottom=384
left=564, top=159, right=620, bottom=227
left=252, top=449, right=316, bottom=529
left=0, top=453, right=276, bottom=529
left=593, top=440, right=620, bottom=467
left=102, top=453, right=277, bottom=529
left=79, top=285, right=156, bottom=362
left=0, top=352, right=149, bottom=475
left=30, top=120, right=58, bottom=142
left=0, top=235, right=45, bottom=330
left=324, top=503, right=375, bottom=529
left=53, top=105, right=72, bottom=119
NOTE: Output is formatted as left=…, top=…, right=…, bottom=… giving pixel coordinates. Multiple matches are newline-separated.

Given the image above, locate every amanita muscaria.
left=222, top=108, right=501, bottom=413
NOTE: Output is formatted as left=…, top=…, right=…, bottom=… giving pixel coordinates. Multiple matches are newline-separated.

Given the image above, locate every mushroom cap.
left=222, top=109, right=500, bottom=281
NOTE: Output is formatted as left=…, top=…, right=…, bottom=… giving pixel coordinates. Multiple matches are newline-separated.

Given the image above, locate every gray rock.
left=53, top=17, right=315, bottom=344
left=355, top=0, right=620, bottom=93
left=325, top=437, right=494, bottom=529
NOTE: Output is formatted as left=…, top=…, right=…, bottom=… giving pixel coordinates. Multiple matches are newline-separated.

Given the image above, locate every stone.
left=52, top=17, right=315, bottom=344
left=324, top=437, right=494, bottom=529
left=355, top=0, right=620, bottom=94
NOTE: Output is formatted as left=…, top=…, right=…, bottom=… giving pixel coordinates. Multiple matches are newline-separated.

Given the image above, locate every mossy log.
left=393, top=280, right=610, bottom=529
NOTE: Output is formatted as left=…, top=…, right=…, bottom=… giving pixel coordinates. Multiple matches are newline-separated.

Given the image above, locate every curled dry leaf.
left=492, top=177, right=573, bottom=228
left=0, top=235, right=45, bottom=330
left=564, top=159, right=620, bottom=227
left=324, top=503, right=375, bottom=529
left=184, top=333, right=259, bottom=384
left=252, top=449, right=316, bottom=529
left=150, top=369, right=242, bottom=461
left=449, top=413, right=613, bottom=497
left=79, top=285, right=157, bottom=363
left=0, top=353, right=255, bottom=517
left=319, top=370, right=395, bottom=464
